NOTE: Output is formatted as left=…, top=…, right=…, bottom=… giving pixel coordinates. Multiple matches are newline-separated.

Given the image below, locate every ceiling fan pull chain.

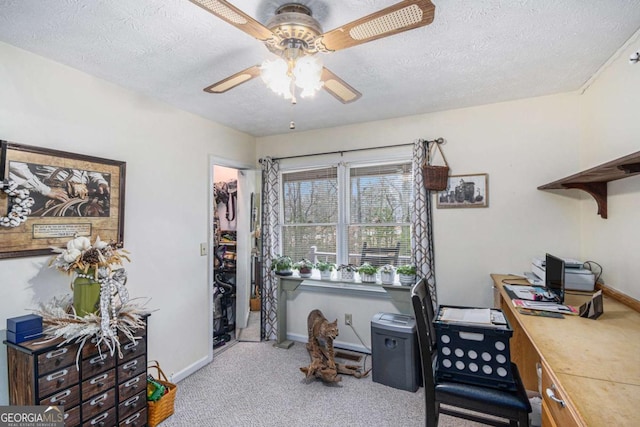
left=290, top=101, right=296, bottom=130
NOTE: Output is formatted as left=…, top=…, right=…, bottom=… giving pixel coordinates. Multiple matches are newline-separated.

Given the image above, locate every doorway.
left=210, top=159, right=260, bottom=356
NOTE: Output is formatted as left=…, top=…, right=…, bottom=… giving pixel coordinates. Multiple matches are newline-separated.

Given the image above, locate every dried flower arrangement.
left=49, top=235, right=130, bottom=277
left=35, top=295, right=149, bottom=365
left=43, top=235, right=144, bottom=361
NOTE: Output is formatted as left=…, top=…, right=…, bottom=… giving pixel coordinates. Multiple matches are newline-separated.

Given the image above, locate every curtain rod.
left=260, top=138, right=444, bottom=162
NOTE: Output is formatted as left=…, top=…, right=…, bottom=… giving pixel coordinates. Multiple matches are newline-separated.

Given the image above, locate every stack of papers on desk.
left=512, top=299, right=578, bottom=315
left=503, top=284, right=553, bottom=301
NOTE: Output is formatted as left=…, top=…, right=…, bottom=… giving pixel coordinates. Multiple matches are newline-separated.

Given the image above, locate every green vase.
left=73, top=272, right=101, bottom=317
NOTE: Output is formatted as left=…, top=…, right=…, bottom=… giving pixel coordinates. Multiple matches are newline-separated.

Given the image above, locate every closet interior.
left=212, top=165, right=238, bottom=350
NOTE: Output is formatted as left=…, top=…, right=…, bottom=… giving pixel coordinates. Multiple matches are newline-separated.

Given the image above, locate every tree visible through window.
left=349, top=163, right=412, bottom=266
left=282, top=167, right=338, bottom=263
left=281, top=162, right=412, bottom=267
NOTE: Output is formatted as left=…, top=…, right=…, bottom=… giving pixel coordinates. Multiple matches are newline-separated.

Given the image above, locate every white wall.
left=579, top=33, right=640, bottom=299
left=286, top=286, right=407, bottom=353
left=0, top=41, right=256, bottom=403
left=258, top=93, right=584, bottom=312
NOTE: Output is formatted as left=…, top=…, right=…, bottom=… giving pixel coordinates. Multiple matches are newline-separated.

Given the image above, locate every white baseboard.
left=287, top=332, right=371, bottom=354
left=170, top=354, right=211, bottom=383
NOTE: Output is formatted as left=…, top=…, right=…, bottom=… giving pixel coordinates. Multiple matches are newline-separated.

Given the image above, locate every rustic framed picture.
left=436, top=173, right=488, bottom=209
left=0, top=141, right=126, bottom=259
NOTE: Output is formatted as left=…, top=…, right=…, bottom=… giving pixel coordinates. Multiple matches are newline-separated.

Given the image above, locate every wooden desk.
left=491, top=274, right=640, bottom=427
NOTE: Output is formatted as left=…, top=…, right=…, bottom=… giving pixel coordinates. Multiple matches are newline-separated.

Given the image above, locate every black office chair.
left=360, top=242, right=400, bottom=267
left=411, top=279, right=531, bottom=427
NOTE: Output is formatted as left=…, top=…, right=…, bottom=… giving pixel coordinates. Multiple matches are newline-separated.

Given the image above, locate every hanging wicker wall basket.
left=422, top=141, right=450, bottom=191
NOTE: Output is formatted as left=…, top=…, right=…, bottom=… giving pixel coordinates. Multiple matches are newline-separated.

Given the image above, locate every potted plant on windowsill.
left=316, top=261, right=335, bottom=280
left=271, top=255, right=293, bottom=276
left=358, top=263, right=378, bottom=283
left=293, top=258, right=315, bottom=278
left=379, top=264, right=396, bottom=285
left=396, top=264, right=417, bottom=286
left=338, top=264, right=357, bottom=282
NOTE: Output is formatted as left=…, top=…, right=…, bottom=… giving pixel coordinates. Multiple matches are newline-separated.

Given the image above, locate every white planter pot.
left=320, top=270, right=332, bottom=280
left=360, top=273, right=377, bottom=283
left=399, top=274, right=416, bottom=286
left=340, top=270, right=355, bottom=281
left=380, top=271, right=395, bottom=285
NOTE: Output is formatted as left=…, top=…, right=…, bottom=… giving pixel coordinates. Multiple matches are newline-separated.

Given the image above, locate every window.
left=281, top=161, right=412, bottom=267
left=348, top=163, right=412, bottom=266
left=282, top=167, right=338, bottom=263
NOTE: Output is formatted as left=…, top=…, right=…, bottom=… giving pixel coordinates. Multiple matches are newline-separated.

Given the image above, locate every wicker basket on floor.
left=148, top=361, right=177, bottom=427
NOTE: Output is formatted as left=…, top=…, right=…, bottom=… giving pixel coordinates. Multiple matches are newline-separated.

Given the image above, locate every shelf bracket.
left=562, top=182, right=608, bottom=218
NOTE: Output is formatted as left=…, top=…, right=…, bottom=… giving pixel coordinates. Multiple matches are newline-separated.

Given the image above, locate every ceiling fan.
left=189, top=0, right=436, bottom=104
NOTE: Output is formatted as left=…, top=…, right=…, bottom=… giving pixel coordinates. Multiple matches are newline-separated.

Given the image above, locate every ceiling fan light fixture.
left=260, top=58, right=293, bottom=99
left=260, top=54, right=323, bottom=100
left=293, top=56, right=323, bottom=98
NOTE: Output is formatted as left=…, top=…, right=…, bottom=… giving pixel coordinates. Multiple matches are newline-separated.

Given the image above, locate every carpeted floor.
left=160, top=340, right=489, bottom=427
left=237, top=311, right=261, bottom=342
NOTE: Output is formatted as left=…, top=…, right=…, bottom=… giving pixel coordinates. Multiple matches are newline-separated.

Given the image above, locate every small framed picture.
left=436, top=173, right=488, bottom=209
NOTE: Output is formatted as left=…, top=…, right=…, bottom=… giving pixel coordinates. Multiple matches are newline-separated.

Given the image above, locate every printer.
left=530, top=257, right=595, bottom=292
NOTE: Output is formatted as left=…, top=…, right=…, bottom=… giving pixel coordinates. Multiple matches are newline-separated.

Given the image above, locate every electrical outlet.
left=345, top=313, right=352, bottom=326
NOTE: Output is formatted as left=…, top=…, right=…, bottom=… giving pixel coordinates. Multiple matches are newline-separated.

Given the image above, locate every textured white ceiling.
left=1, top=0, right=639, bottom=137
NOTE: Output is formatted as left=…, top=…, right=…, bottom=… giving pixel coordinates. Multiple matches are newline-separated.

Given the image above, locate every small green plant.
left=270, top=255, right=293, bottom=272
left=379, top=264, right=395, bottom=274
left=396, top=264, right=417, bottom=275
left=316, top=261, right=335, bottom=272
left=357, top=262, right=378, bottom=275
left=338, top=264, right=358, bottom=272
left=293, top=258, right=315, bottom=272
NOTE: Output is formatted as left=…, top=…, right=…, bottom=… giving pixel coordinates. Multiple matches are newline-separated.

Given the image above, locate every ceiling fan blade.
left=204, top=65, right=262, bottom=93
left=321, top=68, right=362, bottom=104
left=316, top=0, right=435, bottom=52
left=188, top=0, right=277, bottom=41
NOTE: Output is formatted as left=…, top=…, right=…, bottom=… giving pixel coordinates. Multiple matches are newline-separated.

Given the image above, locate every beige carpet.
left=237, top=311, right=261, bottom=342
left=160, top=340, right=489, bottom=427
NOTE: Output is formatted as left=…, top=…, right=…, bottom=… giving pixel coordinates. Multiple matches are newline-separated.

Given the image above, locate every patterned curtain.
left=412, top=139, right=438, bottom=309
left=260, top=157, right=280, bottom=341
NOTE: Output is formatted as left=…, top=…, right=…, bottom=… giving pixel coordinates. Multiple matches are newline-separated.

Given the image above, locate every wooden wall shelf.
left=538, top=150, right=640, bottom=218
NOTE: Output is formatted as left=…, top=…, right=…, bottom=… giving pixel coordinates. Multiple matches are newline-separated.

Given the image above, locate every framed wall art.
left=436, top=173, right=488, bottom=209
left=0, top=141, right=126, bottom=259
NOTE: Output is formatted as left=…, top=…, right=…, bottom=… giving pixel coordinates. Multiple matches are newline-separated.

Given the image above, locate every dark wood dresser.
left=5, top=319, right=148, bottom=427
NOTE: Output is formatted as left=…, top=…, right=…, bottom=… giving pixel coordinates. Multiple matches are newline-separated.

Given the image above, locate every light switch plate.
left=200, top=243, right=207, bottom=256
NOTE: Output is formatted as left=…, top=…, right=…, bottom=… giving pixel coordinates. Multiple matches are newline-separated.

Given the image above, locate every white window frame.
left=278, top=151, right=413, bottom=266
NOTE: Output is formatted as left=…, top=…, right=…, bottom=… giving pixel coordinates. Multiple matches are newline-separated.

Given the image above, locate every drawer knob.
left=123, top=360, right=138, bottom=371
left=124, top=413, right=140, bottom=425
left=90, top=373, right=109, bottom=386
left=91, top=412, right=109, bottom=425
left=124, top=395, right=140, bottom=407
left=90, top=355, right=107, bottom=366
left=90, top=393, right=108, bottom=406
left=124, top=377, right=140, bottom=389
left=546, top=384, right=566, bottom=408
left=49, top=389, right=71, bottom=404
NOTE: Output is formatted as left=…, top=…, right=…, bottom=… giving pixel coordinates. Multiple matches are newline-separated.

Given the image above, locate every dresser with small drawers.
left=5, top=318, right=148, bottom=427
